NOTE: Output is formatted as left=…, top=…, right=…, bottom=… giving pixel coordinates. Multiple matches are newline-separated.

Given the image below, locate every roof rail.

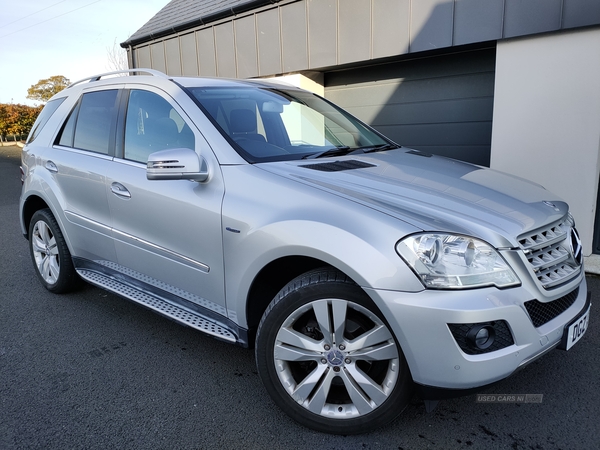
left=68, top=69, right=169, bottom=88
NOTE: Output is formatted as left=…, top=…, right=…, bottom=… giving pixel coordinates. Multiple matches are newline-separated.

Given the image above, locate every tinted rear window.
left=56, top=90, right=119, bottom=155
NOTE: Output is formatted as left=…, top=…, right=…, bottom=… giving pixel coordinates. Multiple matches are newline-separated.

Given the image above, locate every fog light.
left=467, top=325, right=495, bottom=350
left=448, top=321, right=513, bottom=355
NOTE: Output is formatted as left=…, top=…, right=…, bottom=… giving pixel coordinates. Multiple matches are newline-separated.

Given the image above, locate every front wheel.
left=255, top=268, right=412, bottom=434
left=29, top=209, right=79, bottom=293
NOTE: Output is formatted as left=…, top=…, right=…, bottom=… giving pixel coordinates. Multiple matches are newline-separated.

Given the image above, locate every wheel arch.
left=21, top=192, right=76, bottom=257
left=21, top=194, right=50, bottom=239
left=245, top=256, right=346, bottom=347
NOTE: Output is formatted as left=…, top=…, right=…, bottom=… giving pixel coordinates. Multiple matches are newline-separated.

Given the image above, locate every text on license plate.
left=566, top=305, right=590, bottom=350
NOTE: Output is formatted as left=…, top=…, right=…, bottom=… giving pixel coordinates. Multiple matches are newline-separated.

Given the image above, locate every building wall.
left=129, top=0, right=600, bottom=79
left=490, top=27, right=600, bottom=255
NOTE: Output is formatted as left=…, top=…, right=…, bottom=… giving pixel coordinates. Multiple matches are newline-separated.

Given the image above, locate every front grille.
left=448, top=321, right=514, bottom=355
left=524, top=288, right=579, bottom=328
left=518, top=216, right=581, bottom=289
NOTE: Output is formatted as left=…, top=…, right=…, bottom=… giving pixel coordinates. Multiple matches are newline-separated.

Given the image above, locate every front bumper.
left=366, top=275, right=589, bottom=392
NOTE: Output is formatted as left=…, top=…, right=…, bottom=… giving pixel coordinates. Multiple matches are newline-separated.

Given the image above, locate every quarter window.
left=124, top=90, right=195, bottom=163
left=26, top=97, right=66, bottom=144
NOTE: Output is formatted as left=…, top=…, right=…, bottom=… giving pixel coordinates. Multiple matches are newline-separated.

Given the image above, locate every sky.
left=0, top=0, right=171, bottom=106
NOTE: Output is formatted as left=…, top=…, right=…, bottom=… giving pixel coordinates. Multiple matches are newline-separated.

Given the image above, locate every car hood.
left=258, top=149, right=568, bottom=248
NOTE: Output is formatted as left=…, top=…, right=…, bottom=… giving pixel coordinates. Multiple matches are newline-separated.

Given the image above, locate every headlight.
left=396, top=233, right=520, bottom=289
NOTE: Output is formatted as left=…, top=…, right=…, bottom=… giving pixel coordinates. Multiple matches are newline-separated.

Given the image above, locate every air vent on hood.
left=407, top=150, right=432, bottom=157
left=300, top=160, right=376, bottom=172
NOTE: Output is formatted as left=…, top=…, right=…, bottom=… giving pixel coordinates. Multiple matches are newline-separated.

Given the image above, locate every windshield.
left=186, top=86, right=394, bottom=162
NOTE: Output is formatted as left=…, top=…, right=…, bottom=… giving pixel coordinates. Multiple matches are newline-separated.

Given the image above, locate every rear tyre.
left=29, top=209, right=79, bottom=293
left=256, top=268, right=412, bottom=434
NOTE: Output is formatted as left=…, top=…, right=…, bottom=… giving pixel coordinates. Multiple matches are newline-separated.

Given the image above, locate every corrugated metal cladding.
left=126, top=0, right=600, bottom=71
left=325, top=48, right=496, bottom=167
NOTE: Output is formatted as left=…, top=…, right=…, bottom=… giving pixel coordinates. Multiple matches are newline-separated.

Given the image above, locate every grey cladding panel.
left=308, top=0, right=337, bottom=68
left=150, top=43, right=167, bottom=73
left=136, top=46, right=152, bottom=68
left=410, top=0, right=454, bottom=52
left=325, top=48, right=495, bottom=166
left=197, top=29, right=217, bottom=77
left=563, top=0, right=600, bottom=28
left=180, top=33, right=199, bottom=76
left=338, top=0, right=371, bottom=64
left=235, top=16, right=259, bottom=79
left=454, top=0, right=504, bottom=45
left=373, top=0, right=410, bottom=58
left=129, top=0, right=600, bottom=74
left=281, top=2, right=308, bottom=72
left=165, top=38, right=182, bottom=76
left=504, top=0, right=563, bottom=38
left=257, top=9, right=282, bottom=75
left=215, top=23, right=237, bottom=77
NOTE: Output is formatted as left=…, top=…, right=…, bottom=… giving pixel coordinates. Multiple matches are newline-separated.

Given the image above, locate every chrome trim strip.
left=52, top=145, right=115, bottom=160
left=64, top=210, right=112, bottom=232
left=112, top=228, right=210, bottom=273
left=516, top=342, right=559, bottom=370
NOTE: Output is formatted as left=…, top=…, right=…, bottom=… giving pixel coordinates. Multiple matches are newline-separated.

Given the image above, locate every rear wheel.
left=256, top=268, right=412, bottom=434
left=29, top=209, right=79, bottom=293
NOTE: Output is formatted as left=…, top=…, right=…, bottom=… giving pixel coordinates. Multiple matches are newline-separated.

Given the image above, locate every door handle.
left=111, top=182, right=131, bottom=199
left=45, top=160, right=58, bottom=173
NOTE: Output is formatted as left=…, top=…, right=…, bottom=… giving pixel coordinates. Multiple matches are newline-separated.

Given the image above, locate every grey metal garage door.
left=324, top=47, right=496, bottom=166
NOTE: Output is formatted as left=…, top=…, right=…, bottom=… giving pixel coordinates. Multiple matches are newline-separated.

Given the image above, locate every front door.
left=105, top=88, right=227, bottom=315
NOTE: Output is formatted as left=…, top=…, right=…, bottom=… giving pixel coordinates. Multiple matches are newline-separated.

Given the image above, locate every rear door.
left=49, top=87, right=120, bottom=262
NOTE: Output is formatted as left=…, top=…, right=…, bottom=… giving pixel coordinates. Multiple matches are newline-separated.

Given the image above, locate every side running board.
left=77, top=269, right=237, bottom=343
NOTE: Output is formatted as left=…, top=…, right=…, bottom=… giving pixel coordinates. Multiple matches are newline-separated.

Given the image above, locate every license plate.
left=564, top=305, right=590, bottom=350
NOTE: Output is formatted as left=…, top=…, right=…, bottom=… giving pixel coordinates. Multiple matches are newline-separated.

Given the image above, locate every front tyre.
left=29, top=209, right=79, bottom=293
left=256, top=268, right=412, bottom=434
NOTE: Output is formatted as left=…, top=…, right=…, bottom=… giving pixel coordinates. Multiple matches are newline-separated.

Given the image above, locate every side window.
left=124, top=90, right=195, bottom=163
left=58, top=103, right=79, bottom=148
left=56, top=90, right=119, bottom=155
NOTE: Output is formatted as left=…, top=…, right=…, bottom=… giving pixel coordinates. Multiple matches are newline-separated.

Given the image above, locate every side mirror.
left=146, top=148, right=209, bottom=182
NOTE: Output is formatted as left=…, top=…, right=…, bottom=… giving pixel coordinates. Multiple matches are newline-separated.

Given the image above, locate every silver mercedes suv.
left=20, top=69, right=590, bottom=434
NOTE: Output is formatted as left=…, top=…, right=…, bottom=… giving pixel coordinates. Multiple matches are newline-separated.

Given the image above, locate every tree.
left=0, top=103, right=43, bottom=141
left=26, top=75, right=70, bottom=103
left=106, top=38, right=128, bottom=72
left=0, top=104, right=7, bottom=139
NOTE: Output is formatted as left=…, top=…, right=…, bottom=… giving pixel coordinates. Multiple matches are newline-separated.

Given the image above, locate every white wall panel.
left=491, top=28, right=600, bottom=255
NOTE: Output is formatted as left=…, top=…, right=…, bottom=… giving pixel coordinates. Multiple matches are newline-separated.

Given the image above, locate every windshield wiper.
left=351, top=143, right=400, bottom=154
left=301, top=143, right=398, bottom=159
left=301, top=146, right=352, bottom=159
